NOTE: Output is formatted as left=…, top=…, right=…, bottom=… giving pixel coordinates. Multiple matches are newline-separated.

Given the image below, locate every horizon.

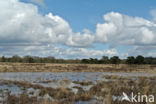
left=0, top=0, right=156, bottom=59
left=0, top=54, right=155, bottom=60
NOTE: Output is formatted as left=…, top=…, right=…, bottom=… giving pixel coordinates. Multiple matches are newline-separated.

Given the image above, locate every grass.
left=73, top=81, right=93, bottom=86
left=0, top=63, right=155, bottom=103
left=0, top=63, right=156, bottom=73
left=1, top=75, right=155, bottom=104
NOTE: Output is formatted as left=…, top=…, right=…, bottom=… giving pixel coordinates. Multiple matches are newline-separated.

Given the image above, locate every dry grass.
left=0, top=63, right=156, bottom=73
left=1, top=76, right=156, bottom=104
left=73, top=81, right=93, bottom=86
left=0, top=63, right=156, bottom=104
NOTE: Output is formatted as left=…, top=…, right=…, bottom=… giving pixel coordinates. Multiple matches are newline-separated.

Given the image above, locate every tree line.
left=0, top=55, right=156, bottom=64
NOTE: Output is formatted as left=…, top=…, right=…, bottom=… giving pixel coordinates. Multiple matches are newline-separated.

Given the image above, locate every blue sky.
left=22, top=0, right=156, bottom=32
left=0, top=0, right=156, bottom=58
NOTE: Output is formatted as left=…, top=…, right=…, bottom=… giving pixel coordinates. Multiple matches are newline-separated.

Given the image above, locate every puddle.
left=0, top=84, right=23, bottom=96
left=0, top=72, right=154, bottom=83
left=0, top=72, right=155, bottom=103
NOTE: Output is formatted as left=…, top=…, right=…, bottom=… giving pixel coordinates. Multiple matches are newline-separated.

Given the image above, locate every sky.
left=0, top=0, right=156, bottom=59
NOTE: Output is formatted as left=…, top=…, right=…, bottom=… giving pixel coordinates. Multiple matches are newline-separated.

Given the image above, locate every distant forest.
left=0, top=55, right=156, bottom=64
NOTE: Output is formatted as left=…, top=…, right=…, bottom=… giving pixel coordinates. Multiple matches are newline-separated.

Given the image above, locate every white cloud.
left=150, top=9, right=156, bottom=21
left=95, top=12, right=156, bottom=57
left=95, top=12, right=156, bottom=46
left=63, top=48, right=118, bottom=59
left=30, top=0, right=44, bottom=6
left=0, top=0, right=156, bottom=58
left=0, top=0, right=94, bottom=48
left=127, top=45, right=156, bottom=57
left=0, top=45, right=118, bottom=59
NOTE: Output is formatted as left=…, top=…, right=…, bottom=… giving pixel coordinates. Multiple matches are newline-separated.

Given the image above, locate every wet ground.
left=0, top=72, right=155, bottom=104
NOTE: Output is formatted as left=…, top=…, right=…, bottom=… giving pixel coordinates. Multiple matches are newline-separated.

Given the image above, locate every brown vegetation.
left=0, top=63, right=156, bottom=73
left=0, top=75, right=155, bottom=104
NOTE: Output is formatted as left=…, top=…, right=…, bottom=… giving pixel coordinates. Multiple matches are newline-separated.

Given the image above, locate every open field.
left=0, top=63, right=156, bottom=73
left=0, top=63, right=156, bottom=104
left=0, top=73, right=155, bottom=104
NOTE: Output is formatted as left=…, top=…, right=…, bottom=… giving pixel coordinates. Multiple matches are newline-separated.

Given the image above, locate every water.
left=0, top=72, right=155, bottom=103
left=0, top=72, right=154, bottom=83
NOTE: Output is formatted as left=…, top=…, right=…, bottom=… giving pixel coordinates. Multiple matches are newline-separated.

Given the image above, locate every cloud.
left=0, top=0, right=95, bottom=58
left=95, top=12, right=156, bottom=56
left=127, top=45, right=156, bottom=57
left=0, top=0, right=156, bottom=58
left=150, top=9, right=156, bottom=21
left=30, top=0, right=44, bottom=6
left=63, top=48, right=118, bottom=59
left=0, top=45, right=118, bottom=59
left=95, top=12, right=156, bottom=46
left=0, top=0, right=94, bottom=48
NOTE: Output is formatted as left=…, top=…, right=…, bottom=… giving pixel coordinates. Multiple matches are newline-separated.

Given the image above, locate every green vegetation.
left=0, top=55, right=156, bottom=64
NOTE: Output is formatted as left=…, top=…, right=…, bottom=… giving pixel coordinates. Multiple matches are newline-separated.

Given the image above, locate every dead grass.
left=0, top=63, right=156, bottom=73
left=73, top=81, right=93, bottom=86
left=1, top=76, right=156, bottom=104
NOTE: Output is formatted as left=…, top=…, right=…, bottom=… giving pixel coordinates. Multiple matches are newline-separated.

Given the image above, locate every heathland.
left=0, top=56, right=156, bottom=104
left=0, top=63, right=156, bottom=73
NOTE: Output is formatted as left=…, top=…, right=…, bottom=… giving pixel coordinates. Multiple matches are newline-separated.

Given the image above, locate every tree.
left=1, top=56, right=6, bottom=62
left=110, top=56, right=120, bottom=64
left=144, top=57, right=156, bottom=64
left=81, top=59, right=90, bottom=63
left=126, top=56, right=135, bottom=64
left=23, top=56, right=35, bottom=63
left=101, top=56, right=109, bottom=64
left=135, top=55, right=145, bottom=64
left=11, top=55, right=21, bottom=62
left=89, top=58, right=98, bottom=64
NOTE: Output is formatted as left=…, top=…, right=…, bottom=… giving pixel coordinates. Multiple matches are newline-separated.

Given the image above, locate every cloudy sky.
left=0, top=0, right=156, bottom=59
